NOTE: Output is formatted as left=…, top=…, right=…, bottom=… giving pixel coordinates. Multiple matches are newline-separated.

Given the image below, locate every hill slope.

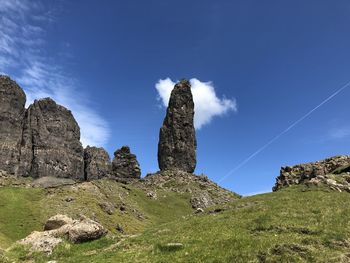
left=2, top=181, right=350, bottom=262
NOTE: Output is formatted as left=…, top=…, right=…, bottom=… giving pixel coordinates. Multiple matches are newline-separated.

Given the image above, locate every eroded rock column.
left=157, top=79, right=197, bottom=173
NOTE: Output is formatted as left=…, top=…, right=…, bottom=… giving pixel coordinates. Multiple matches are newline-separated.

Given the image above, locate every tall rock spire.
left=157, top=79, right=197, bottom=173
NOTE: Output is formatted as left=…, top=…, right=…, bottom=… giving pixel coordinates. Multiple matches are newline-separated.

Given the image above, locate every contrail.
left=218, top=80, right=350, bottom=184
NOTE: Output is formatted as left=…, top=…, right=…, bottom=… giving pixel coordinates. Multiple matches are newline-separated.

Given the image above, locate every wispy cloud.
left=0, top=0, right=110, bottom=147
left=155, top=78, right=237, bottom=129
left=329, top=126, right=350, bottom=140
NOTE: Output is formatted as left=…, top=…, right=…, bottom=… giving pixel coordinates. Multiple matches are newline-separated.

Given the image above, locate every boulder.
left=84, top=146, right=111, bottom=180
left=18, top=215, right=107, bottom=253
left=61, top=217, right=107, bottom=243
left=112, top=146, right=141, bottom=180
left=44, top=214, right=74, bottom=231
left=0, top=76, right=26, bottom=175
left=158, top=79, right=197, bottom=173
left=20, top=98, right=84, bottom=179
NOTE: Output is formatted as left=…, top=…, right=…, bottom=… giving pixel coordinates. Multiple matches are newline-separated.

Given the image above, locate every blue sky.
left=1, top=0, right=350, bottom=195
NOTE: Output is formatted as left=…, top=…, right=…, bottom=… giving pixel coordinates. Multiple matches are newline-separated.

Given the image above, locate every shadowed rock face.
left=0, top=76, right=26, bottom=175
left=158, top=79, right=197, bottom=173
left=20, top=98, right=84, bottom=179
left=112, top=146, right=141, bottom=180
left=84, top=146, right=111, bottom=180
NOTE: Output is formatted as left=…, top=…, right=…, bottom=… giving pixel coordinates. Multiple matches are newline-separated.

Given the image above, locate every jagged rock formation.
left=84, top=146, right=112, bottom=180
left=158, top=79, right=197, bottom=173
left=0, top=75, right=141, bottom=181
left=273, top=155, right=350, bottom=191
left=20, top=98, right=84, bottom=179
left=0, top=76, right=26, bottom=175
left=112, top=146, right=141, bottom=180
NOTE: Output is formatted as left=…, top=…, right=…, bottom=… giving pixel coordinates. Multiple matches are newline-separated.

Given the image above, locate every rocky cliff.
left=20, top=98, right=85, bottom=179
left=273, top=155, right=350, bottom=191
left=0, top=75, right=140, bottom=181
left=158, top=79, right=197, bottom=173
left=0, top=76, right=26, bottom=176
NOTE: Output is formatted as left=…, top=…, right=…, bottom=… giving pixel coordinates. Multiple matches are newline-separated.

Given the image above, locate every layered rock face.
left=158, top=79, right=197, bottom=173
left=84, top=146, right=112, bottom=180
left=0, top=75, right=144, bottom=181
left=21, top=98, right=84, bottom=179
left=273, top=155, right=350, bottom=191
left=0, top=76, right=26, bottom=175
left=112, top=146, right=141, bottom=180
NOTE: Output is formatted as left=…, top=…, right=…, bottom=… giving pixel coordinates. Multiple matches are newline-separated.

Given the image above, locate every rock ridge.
left=0, top=75, right=141, bottom=181
left=273, top=155, right=350, bottom=191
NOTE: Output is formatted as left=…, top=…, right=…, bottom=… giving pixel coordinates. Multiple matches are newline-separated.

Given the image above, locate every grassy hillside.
left=2, top=183, right=350, bottom=262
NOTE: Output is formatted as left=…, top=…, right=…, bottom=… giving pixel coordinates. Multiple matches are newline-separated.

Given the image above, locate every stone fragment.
left=158, top=79, right=197, bottom=173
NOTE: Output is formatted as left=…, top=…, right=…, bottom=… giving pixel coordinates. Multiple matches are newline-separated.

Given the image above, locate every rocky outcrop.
left=112, top=146, right=141, bottom=180
left=0, top=76, right=26, bottom=175
left=20, top=98, right=84, bottom=179
left=18, top=214, right=107, bottom=253
left=136, top=170, right=241, bottom=209
left=273, top=155, right=350, bottom=191
left=158, top=79, right=197, bottom=173
left=84, top=146, right=111, bottom=180
left=0, top=75, right=145, bottom=181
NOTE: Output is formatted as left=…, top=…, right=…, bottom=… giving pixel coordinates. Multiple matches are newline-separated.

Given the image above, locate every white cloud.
left=155, top=78, right=237, bottom=129
left=329, top=127, right=350, bottom=140
left=0, top=0, right=110, bottom=147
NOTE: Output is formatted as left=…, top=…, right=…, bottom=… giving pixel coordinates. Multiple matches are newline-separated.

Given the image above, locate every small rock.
left=164, top=243, right=184, bottom=250
left=195, top=208, right=204, bottom=213
left=99, top=202, right=115, bottom=215
left=65, top=196, right=75, bottom=202
left=116, top=224, right=124, bottom=233
left=326, top=179, right=337, bottom=186
left=146, top=191, right=157, bottom=199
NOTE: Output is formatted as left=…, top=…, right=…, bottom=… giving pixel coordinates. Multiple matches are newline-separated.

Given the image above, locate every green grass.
left=4, top=185, right=350, bottom=262
left=0, top=179, right=195, bottom=250
left=0, top=188, right=46, bottom=248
